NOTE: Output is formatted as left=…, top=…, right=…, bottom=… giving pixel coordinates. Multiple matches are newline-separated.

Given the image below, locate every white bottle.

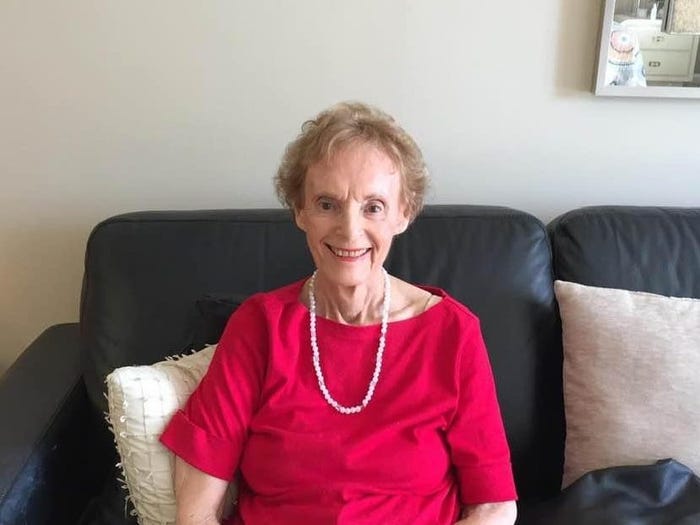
left=650, top=2, right=658, bottom=19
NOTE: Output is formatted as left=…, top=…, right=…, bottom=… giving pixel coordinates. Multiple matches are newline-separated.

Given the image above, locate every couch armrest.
left=0, top=323, right=112, bottom=524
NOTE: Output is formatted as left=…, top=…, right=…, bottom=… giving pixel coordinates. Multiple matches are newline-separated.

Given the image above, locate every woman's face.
left=295, top=142, right=410, bottom=290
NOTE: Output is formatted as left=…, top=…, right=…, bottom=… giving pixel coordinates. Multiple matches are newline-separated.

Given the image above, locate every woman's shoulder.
left=234, top=278, right=306, bottom=319
left=219, top=279, right=306, bottom=342
left=391, top=277, right=480, bottom=328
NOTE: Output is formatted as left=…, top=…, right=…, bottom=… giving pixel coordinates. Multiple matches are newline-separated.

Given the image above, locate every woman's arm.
left=174, top=456, right=231, bottom=525
left=455, top=501, right=517, bottom=525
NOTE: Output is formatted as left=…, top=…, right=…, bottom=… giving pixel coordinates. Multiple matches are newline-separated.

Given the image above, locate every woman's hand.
left=454, top=501, right=517, bottom=525
left=174, top=456, right=231, bottom=524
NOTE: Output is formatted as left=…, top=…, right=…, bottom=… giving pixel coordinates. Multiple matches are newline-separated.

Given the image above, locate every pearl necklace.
left=308, top=268, right=390, bottom=414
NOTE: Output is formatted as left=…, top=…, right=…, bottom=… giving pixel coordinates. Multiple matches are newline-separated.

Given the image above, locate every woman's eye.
left=318, top=200, right=334, bottom=211
left=366, top=202, right=384, bottom=214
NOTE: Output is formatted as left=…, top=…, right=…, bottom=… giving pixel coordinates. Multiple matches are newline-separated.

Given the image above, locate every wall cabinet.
left=638, top=32, right=699, bottom=82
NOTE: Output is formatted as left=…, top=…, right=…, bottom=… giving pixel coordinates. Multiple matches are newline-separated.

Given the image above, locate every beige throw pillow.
left=106, top=346, right=217, bottom=524
left=554, top=280, right=700, bottom=488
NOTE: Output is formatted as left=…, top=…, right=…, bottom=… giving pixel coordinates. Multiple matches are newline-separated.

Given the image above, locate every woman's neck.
left=310, top=272, right=386, bottom=326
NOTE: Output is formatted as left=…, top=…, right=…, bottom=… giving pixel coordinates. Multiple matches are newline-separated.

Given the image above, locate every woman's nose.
left=337, top=209, right=362, bottom=240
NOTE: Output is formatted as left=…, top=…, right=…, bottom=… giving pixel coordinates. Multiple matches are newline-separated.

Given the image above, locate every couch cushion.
left=81, top=209, right=312, bottom=414
left=81, top=205, right=561, bottom=503
left=549, top=206, right=700, bottom=298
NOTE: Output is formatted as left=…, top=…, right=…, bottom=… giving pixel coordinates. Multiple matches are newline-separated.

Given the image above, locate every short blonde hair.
left=274, top=101, right=428, bottom=221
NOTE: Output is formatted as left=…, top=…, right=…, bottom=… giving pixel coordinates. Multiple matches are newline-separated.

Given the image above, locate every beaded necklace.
left=308, top=268, right=390, bottom=414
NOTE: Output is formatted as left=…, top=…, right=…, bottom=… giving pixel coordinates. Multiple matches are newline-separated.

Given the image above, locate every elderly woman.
left=160, top=102, right=517, bottom=525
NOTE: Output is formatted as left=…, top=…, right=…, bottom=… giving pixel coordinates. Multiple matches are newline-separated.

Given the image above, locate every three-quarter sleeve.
left=160, top=298, right=267, bottom=481
left=446, top=318, right=517, bottom=505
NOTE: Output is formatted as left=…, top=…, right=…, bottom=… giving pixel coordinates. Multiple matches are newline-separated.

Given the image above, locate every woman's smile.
left=326, top=244, right=371, bottom=260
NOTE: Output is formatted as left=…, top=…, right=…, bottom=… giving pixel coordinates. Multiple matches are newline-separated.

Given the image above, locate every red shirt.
left=160, top=280, right=516, bottom=524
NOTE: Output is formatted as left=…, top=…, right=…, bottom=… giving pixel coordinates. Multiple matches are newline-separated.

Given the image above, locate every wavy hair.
left=274, top=101, right=428, bottom=221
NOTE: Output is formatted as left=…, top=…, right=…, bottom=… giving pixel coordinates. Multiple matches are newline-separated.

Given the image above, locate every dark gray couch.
left=1, top=205, right=698, bottom=524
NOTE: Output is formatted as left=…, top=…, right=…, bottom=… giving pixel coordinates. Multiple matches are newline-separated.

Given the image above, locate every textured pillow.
left=554, top=280, right=700, bottom=488
left=106, top=346, right=216, bottom=524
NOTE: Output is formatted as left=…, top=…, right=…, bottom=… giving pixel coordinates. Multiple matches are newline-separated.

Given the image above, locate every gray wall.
left=1, top=0, right=699, bottom=374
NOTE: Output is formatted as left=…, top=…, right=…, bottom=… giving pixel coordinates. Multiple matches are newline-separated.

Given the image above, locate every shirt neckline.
left=288, top=277, right=450, bottom=332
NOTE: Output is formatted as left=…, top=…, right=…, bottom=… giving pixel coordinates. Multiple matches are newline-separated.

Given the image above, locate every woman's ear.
left=394, top=208, right=411, bottom=235
left=294, top=207, right=307, bottom=232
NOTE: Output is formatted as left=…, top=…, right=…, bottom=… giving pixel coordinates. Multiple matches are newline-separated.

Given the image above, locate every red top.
left=160, top=280, right=516, bottom=524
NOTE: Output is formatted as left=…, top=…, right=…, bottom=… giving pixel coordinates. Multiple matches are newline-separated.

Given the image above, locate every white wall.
left=2, top=0, right=699, bottom=374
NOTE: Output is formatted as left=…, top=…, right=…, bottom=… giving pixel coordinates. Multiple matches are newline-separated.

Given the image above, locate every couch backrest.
left=549, top=206, right=700, bottom=298
left=80, top=205, right=563, bottom=501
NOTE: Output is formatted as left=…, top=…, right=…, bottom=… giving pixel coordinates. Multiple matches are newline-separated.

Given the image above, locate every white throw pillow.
left=106, top=346, right=216, bottom=524
left=554, top=280, right=700, bottom=488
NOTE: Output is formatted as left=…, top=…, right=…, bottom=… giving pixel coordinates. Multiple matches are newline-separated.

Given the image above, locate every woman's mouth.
left=326, top=245, right=371, bottom=258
